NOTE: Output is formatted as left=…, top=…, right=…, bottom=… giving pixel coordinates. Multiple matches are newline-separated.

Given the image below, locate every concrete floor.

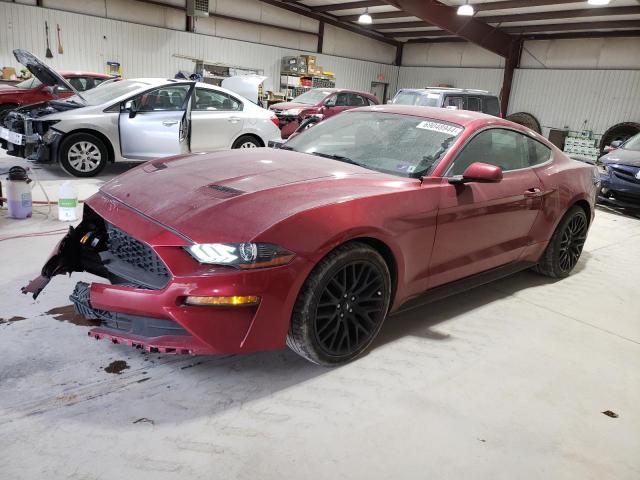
left=1, top=155, right=639, bottom=480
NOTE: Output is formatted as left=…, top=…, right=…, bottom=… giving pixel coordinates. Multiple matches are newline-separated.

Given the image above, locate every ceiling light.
left=587, top=0, right=610, bottom=5
left=457, top=1, right=474, bottom=16
left=358, top=8, right=373, bottom=24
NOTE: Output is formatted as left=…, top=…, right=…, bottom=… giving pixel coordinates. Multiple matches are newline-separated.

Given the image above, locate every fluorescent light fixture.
left=358, top=8, right=373, bottom=24
left=457, top=2, right=474, bottom=16
left=587, top=0, right=610, bottom=4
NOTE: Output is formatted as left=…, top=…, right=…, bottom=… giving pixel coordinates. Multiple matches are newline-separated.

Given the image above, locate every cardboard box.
left=301, top=55, right=317, bottom=65
left=2, top=67, right=17, bottom=80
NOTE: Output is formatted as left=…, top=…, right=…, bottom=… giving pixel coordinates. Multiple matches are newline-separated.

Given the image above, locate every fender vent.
left=208, top=184, right=244, bottom=198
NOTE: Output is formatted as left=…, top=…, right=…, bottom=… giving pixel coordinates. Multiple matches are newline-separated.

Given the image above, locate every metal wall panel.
left=0, top=2, right=399, bottom=94
left=510, top=69, right=640, bottom=136
left=397, top=67, right=504, bottom=95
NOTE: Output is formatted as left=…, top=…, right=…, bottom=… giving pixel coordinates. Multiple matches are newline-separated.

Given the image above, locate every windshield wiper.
left=310, top=152, right=362, bottom=167
left=279, top=145, right=296, bottom=151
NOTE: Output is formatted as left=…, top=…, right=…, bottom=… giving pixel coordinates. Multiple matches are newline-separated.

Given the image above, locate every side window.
left=324, top=94, right=337, bottom=107
left=334, top=93, right=349, bottom=106
left=528, top=137, right=552, bottom=166
left=348, top=94, right=368, bottom=107
left=484, top=97, right=500, bottom=117
left=447, top=129, right=530, bottom=176
left=136, top=85, right=191, bottom=112
left=194, top=88, right=242, bottom=111
left=366, top=97, right=377, bottom=106
left=444, top=96, right=464, bottom=110
left=466, top=97, right=481, bottom=112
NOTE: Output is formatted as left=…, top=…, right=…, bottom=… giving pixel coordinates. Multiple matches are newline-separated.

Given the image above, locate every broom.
left=57, top=24, right=63, bottom=54
left=45, top=22, right=53, bottom=58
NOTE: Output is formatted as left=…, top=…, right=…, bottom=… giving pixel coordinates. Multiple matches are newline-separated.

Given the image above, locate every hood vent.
left=207, top=184, right=245, bottom=198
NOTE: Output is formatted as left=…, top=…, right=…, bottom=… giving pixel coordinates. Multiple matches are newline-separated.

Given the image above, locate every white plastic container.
left=58, top=181, right=78, bottom=222
left=6, top=169, right=33, bottom=219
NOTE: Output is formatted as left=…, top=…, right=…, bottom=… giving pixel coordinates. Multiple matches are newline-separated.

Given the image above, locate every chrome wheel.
left=314, top=261, right=387, bottom=357
left=558, top=213, right=588, bottom=273
left=67, top=141, right=102, bottom=173
left=240, top=141, right=258, bottom=148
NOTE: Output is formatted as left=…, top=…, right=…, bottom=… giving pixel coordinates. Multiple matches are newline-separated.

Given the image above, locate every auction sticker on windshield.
left=416, top=121, right=462, bottom=136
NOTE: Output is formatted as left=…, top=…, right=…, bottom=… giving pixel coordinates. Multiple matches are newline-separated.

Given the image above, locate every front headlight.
left=286, top=108, right=301, bottom=116
left=596, top=162, right=608, bottom=174
left=185, top=243, right=295, bottom=269
left=42, top=127, right=62, bottom=144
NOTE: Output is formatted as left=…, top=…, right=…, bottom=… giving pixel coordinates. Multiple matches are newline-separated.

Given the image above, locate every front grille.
left=610, top=165, right=640, bottom=184
left=105, top=223, right=170, bottom=288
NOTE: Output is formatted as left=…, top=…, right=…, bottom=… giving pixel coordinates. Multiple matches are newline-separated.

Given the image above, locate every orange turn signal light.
left=184, top=295, right=260, bottom=307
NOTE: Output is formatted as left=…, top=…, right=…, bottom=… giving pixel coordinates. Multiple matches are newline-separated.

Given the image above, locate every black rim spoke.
left=558, top=213, right=587, bottom=273
left=314, top=260, right=386, bottom=356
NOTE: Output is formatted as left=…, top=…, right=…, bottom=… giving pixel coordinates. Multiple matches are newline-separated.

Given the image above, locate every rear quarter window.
left=528, top=137, right=552, bottom=166
left=483, top=97, right=500, bottom=117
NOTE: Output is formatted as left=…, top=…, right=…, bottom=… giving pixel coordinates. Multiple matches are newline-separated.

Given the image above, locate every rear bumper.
left=70, top=193, right=311, bottom=355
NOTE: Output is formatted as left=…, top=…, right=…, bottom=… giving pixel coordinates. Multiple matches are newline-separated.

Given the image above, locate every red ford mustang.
left=24, top=106, right=599, bottom=365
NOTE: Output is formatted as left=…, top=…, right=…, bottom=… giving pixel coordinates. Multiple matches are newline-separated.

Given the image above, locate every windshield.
left=622, top=133, right=640, bottom=151
left=284, top=111, right=463, bottom=178
left=15, top=77, right=42, bottom=89
left=65, top=79, right=151, bottom=106
left=392, top=91, right=441, bottom=107
left=291, top=89, right=333, bottom=105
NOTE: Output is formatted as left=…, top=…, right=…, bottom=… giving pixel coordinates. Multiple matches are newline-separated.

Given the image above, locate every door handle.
left=524, top=188, right=543, bottom=197
left=162, top=120, right=179, bottom=126
left=228, top=117, right=241, bottom=123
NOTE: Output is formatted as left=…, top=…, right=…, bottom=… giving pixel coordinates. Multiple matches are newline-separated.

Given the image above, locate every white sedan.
left=1, top=50, right=281, bottom=177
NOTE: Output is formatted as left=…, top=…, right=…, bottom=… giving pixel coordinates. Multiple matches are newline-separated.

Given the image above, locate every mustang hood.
left=98, top=149, right=407, bottom=243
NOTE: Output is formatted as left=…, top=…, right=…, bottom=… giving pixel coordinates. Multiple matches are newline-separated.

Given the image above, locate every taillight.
left=270, top=115, right=279, bottom=127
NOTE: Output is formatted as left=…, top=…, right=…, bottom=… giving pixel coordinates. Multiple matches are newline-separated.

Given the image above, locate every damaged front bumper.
left=22, top=193, right=306, bottom=356
left=1, top=110, right=63, bottom=162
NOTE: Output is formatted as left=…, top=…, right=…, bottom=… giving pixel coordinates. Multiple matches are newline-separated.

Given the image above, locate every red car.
left=24, top=106, right=598, bottom=366
left=0, top=71, right=112, bottom=115
left=270, top=88, right=379, bottom=138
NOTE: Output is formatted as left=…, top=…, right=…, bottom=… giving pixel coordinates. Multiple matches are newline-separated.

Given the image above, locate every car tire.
left=59, top=132, right=108, bottom=178
left=286, top=242, right=391, bottom=366
left=534, top=206, right=588, bottom=278
left=232, top=135, right=262, bottom=149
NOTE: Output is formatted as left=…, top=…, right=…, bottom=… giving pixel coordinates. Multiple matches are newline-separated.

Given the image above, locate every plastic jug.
left=6, top=166, right=32, bottom=219
left=58, top=181, right=78, bottom=222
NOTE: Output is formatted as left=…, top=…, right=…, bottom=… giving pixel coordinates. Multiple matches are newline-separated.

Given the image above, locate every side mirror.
left=125, top=100, right=138, bottom=118
left=604, top=140, right=622, bottom=153
left=449, top=162, right=503, bottom=184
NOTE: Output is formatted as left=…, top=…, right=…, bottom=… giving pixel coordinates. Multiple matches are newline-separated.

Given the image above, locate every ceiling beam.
left=341, top=11, right=410, bottom=22
left=312, top=1, right=387, bottom=13
left=406, top=30, right=640, bottom=44
left=472, top=0, right=585, bottom=11
left=339, top=0, right=583, bottom=18
left=383, top=0, right=516, bottom=57
left=481, top=6, right=640, bottom=24
left=369, top=5, right=640, bottom=29
left=258, top=0, right=400, bottom=46
left=386, top=20, right=640, bottom=38
left=502, top=20, right=640, bottom=34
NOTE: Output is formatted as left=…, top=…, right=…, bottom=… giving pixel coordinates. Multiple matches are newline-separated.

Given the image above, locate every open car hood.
left=221, top=75, right=266, bottom=105
left=13, top=49, right=87, bottom=104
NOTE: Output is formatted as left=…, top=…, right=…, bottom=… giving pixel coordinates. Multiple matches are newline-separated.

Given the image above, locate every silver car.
left=0, top=50, right=281, bottom=177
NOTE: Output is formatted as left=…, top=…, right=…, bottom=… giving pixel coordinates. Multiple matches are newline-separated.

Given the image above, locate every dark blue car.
left=598, top=133, right=640, bottom=207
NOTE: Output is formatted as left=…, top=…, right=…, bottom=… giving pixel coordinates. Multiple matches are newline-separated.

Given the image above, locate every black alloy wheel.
left=534, top=206, right=589, bottom=278
left=314, top=261, right=386, bottom=356
left=287, top=242, right=391, bottom=365
left=558, top=213, right=588, bottom=273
